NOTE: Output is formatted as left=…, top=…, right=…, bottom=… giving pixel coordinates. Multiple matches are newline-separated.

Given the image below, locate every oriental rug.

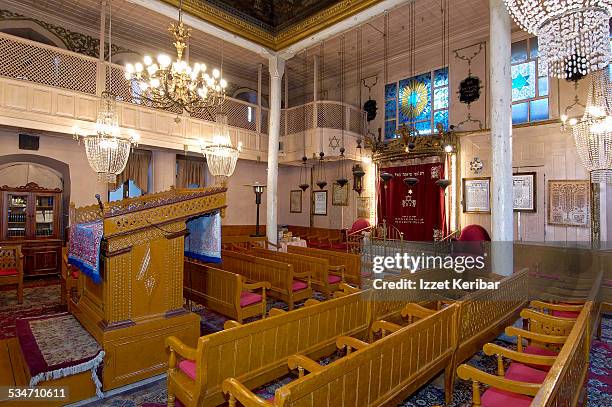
left=16, top=312, right=105, bottom=397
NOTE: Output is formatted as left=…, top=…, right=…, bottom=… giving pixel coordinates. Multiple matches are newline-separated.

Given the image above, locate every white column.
left=267, top=56, right=285, bottom=244
left=489, top=0, right=513, bottom=276
left=256, top=63, right=262, bottom=152
left=313, top=55, right=319, bottom=128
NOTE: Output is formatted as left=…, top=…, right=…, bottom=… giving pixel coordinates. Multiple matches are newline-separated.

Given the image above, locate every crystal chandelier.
left=572, top=69, right=612, bottom=183
left=74, top=92, right=139, bottom=183
left=124, top=0, right=226, bottom=113
left=202, top=113, right=241, bottom=181
left=503, top=1, right=612, bottom=79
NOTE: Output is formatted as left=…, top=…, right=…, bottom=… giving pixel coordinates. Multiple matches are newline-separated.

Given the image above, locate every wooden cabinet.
left=1, top=183, right=62, bottom=277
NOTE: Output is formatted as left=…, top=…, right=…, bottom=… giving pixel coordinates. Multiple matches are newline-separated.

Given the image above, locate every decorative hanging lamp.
left=299, top=156, right=310, bottom=191
left=316, top=152, right=327, bottom=189
left=297, top=50, right=310, bottom=193
left=202, top=112, right=242, bottom=181
left=571, top=69, right=612, bottom=184
left=335, top=35, right=349, bottom=189
left=403, top=177, right=419, bottom=187
left=435, top=179, right=451, bottom=190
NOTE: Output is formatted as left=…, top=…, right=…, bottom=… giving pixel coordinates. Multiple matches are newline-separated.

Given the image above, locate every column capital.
left=268, top=56, right=286, bottom=79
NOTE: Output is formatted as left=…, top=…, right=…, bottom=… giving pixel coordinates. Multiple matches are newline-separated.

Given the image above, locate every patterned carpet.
left=87, top=313, right=612, bottom=407
left=0, top=279, right=66, bottom=340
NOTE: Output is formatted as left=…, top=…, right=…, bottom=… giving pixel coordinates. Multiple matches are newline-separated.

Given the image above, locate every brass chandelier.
left=124, top=0, right=226, bottom=113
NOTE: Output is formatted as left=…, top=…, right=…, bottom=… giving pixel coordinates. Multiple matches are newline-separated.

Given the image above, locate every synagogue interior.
left=0, top=0, right=610, bottom=406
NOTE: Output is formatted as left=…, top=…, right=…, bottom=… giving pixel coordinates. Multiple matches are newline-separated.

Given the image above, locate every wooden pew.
left=251, top=247, right=342, bottom=299
left=457, top=301, right=593, bottom=406
left=287, top=245, right=362, bottom=287
left=221, top=235, right=267, bottom=252
left=166, top=291, right=371, bottom=407
left=222, top=303, right=459, bottom=406
left=218, top=250, right=312, bottom=310
left=183, top=258, right=271, bottom=323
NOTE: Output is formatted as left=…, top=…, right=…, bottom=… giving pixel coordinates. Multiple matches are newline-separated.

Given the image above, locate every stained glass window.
left=384, top=67, right=449, bottom=139
left=511, top=37, right=549, bottom=124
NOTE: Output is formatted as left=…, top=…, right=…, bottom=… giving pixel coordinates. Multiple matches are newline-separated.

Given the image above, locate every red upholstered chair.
left=452, top=224, right=491, bottom=257
left=0, top=245, right=24, bottom=304
left=331, top=219, right=371, bottom=252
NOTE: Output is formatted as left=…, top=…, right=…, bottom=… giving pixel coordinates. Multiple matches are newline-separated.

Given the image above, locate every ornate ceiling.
left=163, top=0, right=385, bottom=50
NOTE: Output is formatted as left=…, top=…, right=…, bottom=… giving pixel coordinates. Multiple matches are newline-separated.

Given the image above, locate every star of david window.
left=511, top=37, right=549, bottom=124
left=384, top=67, right=449, bottom=140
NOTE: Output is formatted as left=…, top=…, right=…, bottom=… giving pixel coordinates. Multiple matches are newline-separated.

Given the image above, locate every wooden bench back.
left=530, top=301, right=593, bottom=407
left=275, top=304, right=458, bottom=406
left=287, top=245, right=362, bottom=286
left=198, top=290, right=371, bottom=405
left=219, top=250, right=293, bottom=294
left=222, top=235, right=267, bottom=251
left=252, top=248, right=328, bottom=284
left=184, top=259, right=241, bottom=315
left=0, top=245, right=22, bottom=271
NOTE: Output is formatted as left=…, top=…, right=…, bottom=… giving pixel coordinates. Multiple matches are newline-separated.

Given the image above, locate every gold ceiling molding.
left=160, top=0, right=384, bottom=51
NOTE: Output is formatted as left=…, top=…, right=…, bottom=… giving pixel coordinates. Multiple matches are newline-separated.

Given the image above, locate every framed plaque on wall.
left=356, top=196, right=371, bottom=219
left=290, top=190, right=302, bottom=213
left=312, top=190, right=328, bottom=216
left=547, top=180, right=590, bottom=227
left=462, top=177, right=491, bottom=213
left=332, top=182, right=349, bottom=206
left=513, top=172, right=536, bottom=212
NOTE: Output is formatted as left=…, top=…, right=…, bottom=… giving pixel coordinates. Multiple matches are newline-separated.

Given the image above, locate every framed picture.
left=547, top=180, right=590, bottom=227
left=290, top=190, right=302, bottom=213
left=312, top=190, right=328, bottom=216
left=513, top=172, right=536, bottom=212
left=357, top=197, right=371, bottom=219
left=462, top=177, right=491, bottom=213
left=332, top=182, right=349, bottom=206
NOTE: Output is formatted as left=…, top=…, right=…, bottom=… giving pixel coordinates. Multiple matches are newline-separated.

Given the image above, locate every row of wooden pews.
left=457, top=300, right=593, bottom=406
left=169, top=267, right=534, bottom=406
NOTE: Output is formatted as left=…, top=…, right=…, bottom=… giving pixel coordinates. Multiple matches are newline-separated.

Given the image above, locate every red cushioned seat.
left=240, top=291, right=263, bottom=307
left=178, top=359, right=196, bottom=380
left=308, top=241, right=321, bottom=248
left=330, top=243, right=348, bottom=251
left=292, top=280, right=308, bottom=291
left=480, top=388, right=533, bottom=407
left=0, top=268, right=18, bottom=276
left=504, top=362, right=548, bottom=384
left=328, top=275, right=342, bottom=284
left=552, top=310, right=579, bottom=319
left=523, top=345, right=558, bottom=372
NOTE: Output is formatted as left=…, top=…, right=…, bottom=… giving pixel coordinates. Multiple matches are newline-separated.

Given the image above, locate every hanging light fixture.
left=299, top=156, right=310, bottom=192
left=75, top=91, right=140, bottom=183
left=316, top=152, right=327, bottom=190
left=75, top=4, right=138, bottom=184
left=124, top=0, right=226, bottom=113
left=335, top=34, right=349, bottom=189
left=571, top=69, right=612, bottom=183
left=202, top=113, right=242, bottom=181
left=503, top=1, right=612, bottom=79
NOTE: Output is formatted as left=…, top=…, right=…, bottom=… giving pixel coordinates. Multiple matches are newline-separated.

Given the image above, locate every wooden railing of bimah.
left=251, top=247, right=342, bottom=299
left=166, top=291, right=371, bottom=407
left=218, top=250, right=312, bottom=310
left=287, top=245, right=362, bottom=287
left=222, top=304, right=458, bottom=407
left=183, top=259, right=270, bottom=323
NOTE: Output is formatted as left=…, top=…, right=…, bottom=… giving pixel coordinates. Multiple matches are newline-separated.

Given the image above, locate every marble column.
left=267, top=56, right=285, bottom=244
left=489, top=0, right=513, bottom=275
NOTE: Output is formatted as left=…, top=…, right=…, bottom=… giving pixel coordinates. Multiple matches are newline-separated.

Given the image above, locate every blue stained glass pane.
left=414, top=120, right=432, bottom=135
left=512, top=102, right=529, bottom=124
left=530, top=99, right=549, bottom=121
left=385, top=120, right=397, bottom=139
left=538, top=77, right=549, bottom=96
left=385, top=83, right=397, bottom=100
left=529, top=37, right=539, bottom=59
left=385, top=99, right=396, bottom=120
left=434, top=67, right=449, bottom=88
left=434, top=87, right=448, bottom=110
left=434, top=110, right=449, bottom=131
left=511, top=40, right=528, bottom=64
left=399, top=73, right=431, bottom=123
left=512, top=61, right=536, bottom=102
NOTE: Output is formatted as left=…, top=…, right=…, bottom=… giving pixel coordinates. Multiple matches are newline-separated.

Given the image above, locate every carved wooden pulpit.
left=68, top=187, right=226, bottom=391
